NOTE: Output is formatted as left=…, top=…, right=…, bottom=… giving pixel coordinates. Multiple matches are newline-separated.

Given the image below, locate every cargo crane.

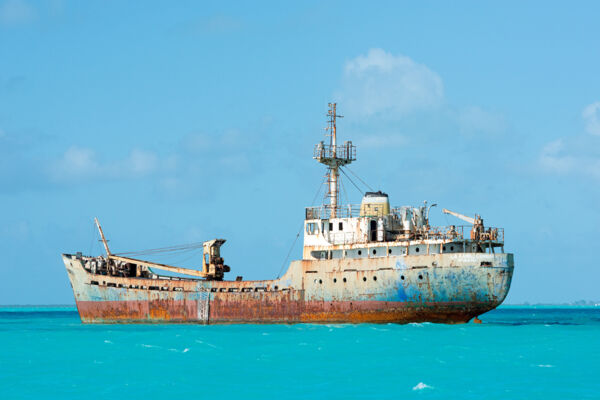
left=93, top=218, right=230, bottom=280
left=442, top=208, right=489, bottom=241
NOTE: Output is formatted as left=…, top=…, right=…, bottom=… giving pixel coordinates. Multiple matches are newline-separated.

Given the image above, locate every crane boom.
left=94, top=217, right=111, bottom=256
left=442, top=208, right=476, bottom=225
left=92, top=217, right=229, bottom=280
left=108, top=254, right=207, bottom=277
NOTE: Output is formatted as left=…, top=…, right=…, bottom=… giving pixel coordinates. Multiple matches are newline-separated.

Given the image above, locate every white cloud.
left=0, top=0, right=35, bottom=25
left=582, top=102, right=600, bottom=136
left=336, top=48, right=443, bottom=117
left=48, top=146, right=160, bottom=183
left=2, top=220, right=29, bottom=240
left=539, top=138, right=600, bottom=180
left=538, top=103, right=600, bottom=180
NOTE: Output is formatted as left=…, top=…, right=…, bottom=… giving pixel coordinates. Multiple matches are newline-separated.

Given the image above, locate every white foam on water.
left=195, top=340, right=217, bottom=348
left=537, top=364, right=554, bottom=368
left=103, top=340, right=112, bottom=344
left=369, top=327, right=390, bottom=331
left=412, top=382, right=433, bottom=391
left=141, top=344, right=159, bottom=349
left=182, top=348, right=189, bottom=353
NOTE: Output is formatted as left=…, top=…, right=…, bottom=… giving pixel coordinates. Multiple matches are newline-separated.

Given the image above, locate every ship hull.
left=63, top=253, right=514, bottom=324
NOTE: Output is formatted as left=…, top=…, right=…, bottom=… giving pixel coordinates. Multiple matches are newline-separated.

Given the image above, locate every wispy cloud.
left=582, top=101, right=600, bottom=136
left=0, top=0, right=35, bottom=26
left=336, top=48, right=444, bottom=118
left=47, top=146, right=163, bottom=183
left=538, top=101, right=600, bottom=180
left=170, top=15, right=242, bottom=36
left=456, top=106, right=507, bottom=136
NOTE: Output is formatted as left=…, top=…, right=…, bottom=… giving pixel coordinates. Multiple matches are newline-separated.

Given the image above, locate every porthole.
left=319, top=279, right=323, bottom=284
left=418, top=274, right=423, bottom=280
left=400, top=275, right=405, bottom=280
left=415, top=247, right=420, bottom=253
left=358, top=250, right=362, bottom=255
left=443, top=246, right=446, bottom=251
left=333, top=278, right=337, bottom=283
left=373, top=276, right=377, bottom=281
left=450, top=246, right=454, bottom=251
left=343, top=277, right=347, bottom=283
left=274, top=285, right=278, bottom=290
left=373, top=249, right=377, bottom=255
left=362, top=277, right=367, bottom=282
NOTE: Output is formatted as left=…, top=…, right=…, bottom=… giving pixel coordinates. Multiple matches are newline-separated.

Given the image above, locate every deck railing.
left=305, top=205, right=362, bottom=219
left=313, top=143, right=356, bottom=162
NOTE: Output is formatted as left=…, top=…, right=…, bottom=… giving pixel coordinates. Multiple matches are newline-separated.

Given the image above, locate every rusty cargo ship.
left=63, top=103, right=514, bottom=324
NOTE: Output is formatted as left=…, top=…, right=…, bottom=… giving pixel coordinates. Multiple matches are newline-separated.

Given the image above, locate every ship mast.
left=314, top=103, right=356, bottom=218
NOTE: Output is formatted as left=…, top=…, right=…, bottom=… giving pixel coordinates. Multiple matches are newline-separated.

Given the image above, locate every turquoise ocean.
left=1, top=306, right=598, bottom=399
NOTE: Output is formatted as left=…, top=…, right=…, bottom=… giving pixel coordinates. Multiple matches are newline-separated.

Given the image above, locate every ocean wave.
left=168, top=347, right=190, bottom=353
left=412, top=382, right=433, bottom=390
left=537, top=364, right=554, bottom=368
left=408, top=322, right=427, bottom=327
left=195, top=340, right=218, bottom=348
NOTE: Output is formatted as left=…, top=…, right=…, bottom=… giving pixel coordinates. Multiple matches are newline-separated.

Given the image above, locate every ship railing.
left=324, top=232, right=362, bottom=245
left=425, top=226, right=504, bottom=243
left=313, top=143, right=356, bottom=162
left=305, top=204, right=361, bottom=220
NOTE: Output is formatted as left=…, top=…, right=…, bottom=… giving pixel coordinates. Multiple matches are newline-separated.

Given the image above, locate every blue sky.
left=1, top=0, right=599, bottom=304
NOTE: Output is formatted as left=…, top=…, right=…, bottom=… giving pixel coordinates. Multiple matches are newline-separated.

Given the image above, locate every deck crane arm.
left=93, top=217, right=230, bottom=280
left=442, top=209, right=488, bottom=241
left=442, top=208, right=476, bottom=225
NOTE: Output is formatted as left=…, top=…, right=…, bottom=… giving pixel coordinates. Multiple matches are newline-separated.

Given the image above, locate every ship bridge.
left=304, top=103, right=505, bottom=262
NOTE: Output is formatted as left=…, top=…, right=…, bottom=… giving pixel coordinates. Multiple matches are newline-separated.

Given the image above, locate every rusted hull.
left=75, top=298, right=492, bottom=324
left=64, top=253, right=514, bottom=324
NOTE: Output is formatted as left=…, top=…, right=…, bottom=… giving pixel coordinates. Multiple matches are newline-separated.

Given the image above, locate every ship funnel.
left=359, top=191, right=390, bottom=217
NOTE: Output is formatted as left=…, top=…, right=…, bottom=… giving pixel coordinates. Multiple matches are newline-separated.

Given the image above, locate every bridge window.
left=339, top=222, right=343, bottom=230
left=306, top=223, right=318, bottom=235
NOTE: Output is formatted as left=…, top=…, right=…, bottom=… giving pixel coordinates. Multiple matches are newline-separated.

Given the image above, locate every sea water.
left=0, top=306, right=598, bottom=399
